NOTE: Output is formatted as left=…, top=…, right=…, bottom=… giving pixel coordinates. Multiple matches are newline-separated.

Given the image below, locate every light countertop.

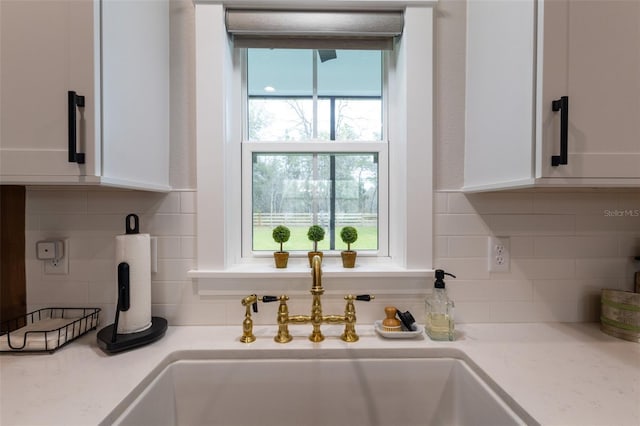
left=1, top=322, right=638, bottom=426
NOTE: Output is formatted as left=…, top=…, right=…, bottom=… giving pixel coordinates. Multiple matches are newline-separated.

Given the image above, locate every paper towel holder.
left=97, top=214, right=168, bottom=354
left=97, top=261, right=167, bottom=353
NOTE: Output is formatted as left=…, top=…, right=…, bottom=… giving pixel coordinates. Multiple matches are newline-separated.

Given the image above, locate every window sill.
left=188, top=257, right=432, bottom=297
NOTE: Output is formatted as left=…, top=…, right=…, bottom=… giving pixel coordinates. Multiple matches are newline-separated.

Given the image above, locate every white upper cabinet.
left=0, top=0, right=170, bottom=191
left=464, top=0, right=640, bottom=191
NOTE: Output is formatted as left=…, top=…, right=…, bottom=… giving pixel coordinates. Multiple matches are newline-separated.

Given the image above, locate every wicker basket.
left=600, top=289, right=640, bottom=343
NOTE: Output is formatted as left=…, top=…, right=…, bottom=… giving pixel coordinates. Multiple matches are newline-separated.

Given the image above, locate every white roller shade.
left=226, top=9, right=404, bottom=50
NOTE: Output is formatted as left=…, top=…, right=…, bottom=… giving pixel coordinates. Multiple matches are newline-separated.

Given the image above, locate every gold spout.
left=311, top=254, right=322, bottom=290
left=309, top=255, right=325, bottom=342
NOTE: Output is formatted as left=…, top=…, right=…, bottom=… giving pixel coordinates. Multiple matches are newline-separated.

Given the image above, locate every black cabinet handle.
left=68, top=91, right=86, bottom=164
left=551, top=96, right=569, bottom=166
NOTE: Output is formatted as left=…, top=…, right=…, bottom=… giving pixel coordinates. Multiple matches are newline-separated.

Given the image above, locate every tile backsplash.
left=25, top=188, right=640, bottom=326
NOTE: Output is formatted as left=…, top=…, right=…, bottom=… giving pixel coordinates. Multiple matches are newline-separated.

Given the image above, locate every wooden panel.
left=0, top=186, right=26, bottom=328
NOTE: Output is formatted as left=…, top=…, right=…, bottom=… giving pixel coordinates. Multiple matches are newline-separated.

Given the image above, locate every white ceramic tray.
left=374, top=320, right=424, bottom=339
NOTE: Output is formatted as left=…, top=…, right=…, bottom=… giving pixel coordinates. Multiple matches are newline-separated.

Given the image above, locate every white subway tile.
left=145, top=213, right=196, bottom=236
left=510, top=236, right=534, bottom=258
left=27, top=189, right=88, bottom=214
left=447, top=193, right=476, bottom=213
left=151, top=281, right=186, bottom=304
left=534, top=192, right=619, bottom=215
left=68, top=236, right=115, bottom=260
left=39, top=214, right=122, bottom=233
left=575, top=214, right=622, bottom=234
left=24, top=187, right=638, bottom=325
left=435, top=214, right=489, bottom=236
left=575, top=258, right=629, bottom=279
left=534, top=236, right=618, bottom=258
left=181, top=236, right=196, bottom=259
left=483, top=214, right=575, bottom=235
left=156, top=193, right=182, bottom=213
left=153, top=303, right=227, bottom=325
left=615, top=216, right=640, bottom=232
left=434, top=191, right=448, bottom=213
left=454, top=301, right=492, bottom=323
left=155, top=258, right=195, bottom=281
left=87, top=191, right=178, bottom=214
left=434, top=236, right=448, bottom=258
left=27, top=280, right=89, bottom=305
left=490, top=301, right=553, bottom=323
left=502, top=259, right=575, bottom=280
left=70, top=259, right=115, bottom=282
left=618, top=235, right=640, bottom=257
left=89, top=281, right=116, bottom=305
left=447, top=280, right=533, bottom=302
left=447, top=236, right=487, bottom=257
left=533, top=279, right=602, bottom=303
left=618, top=193, right=640, bottom=210
left=25, top=214, right=40, bottom=231
left=156, top=237, right=182, bottom=259
left=180, top=191, right=197, bottom=213
left=465, top=192, right=534, bottom=214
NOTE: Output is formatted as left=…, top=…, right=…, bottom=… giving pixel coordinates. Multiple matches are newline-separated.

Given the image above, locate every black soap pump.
left=425, top=269, right=456, bottom=341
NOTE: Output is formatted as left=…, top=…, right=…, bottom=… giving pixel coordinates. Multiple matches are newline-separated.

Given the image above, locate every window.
left=192, top=3, right=433, bottom=293
left=242, top=48, right=386, bottom=256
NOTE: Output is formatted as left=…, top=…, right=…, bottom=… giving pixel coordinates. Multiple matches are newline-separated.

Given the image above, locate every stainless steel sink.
left=105, top=348, right=536, bottom=426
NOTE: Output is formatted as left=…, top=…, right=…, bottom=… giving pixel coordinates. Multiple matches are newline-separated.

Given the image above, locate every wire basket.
left=0, top=307, right=100, bottom=353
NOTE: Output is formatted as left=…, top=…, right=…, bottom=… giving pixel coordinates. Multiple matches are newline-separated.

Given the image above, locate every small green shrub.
left=272, top=225, right=291, bottom=252
left=307, top=225, right=325, bottom=252
left=340, top=226, right=358, bottom=251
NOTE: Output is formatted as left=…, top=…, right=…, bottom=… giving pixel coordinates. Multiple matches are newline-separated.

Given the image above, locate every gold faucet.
left=240, top=294, right=258, bottom=343
left=272, top=255, right=373, bottom=343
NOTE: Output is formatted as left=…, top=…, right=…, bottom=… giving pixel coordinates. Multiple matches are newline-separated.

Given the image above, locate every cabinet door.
left=0, top=1, right=97, bottom=179
left=540, top=0, right=640, bottom=179
left=465, top=0, right=536, bottom=190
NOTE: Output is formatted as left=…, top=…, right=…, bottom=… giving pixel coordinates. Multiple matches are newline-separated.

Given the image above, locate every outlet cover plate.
left=488, top=236, right=510, bottom=272
left=44, top=239, right=69, bottom=275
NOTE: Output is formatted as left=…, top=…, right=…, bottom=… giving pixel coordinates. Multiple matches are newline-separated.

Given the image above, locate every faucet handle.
left=241, top=294, right=258, bottom=313
left=353, top=294, right=375, bottom=302
left=261, top=295, right=279, bottom=303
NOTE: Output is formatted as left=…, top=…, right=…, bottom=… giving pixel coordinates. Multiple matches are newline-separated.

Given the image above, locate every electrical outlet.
left=44, top=239, right=69, bottom=275
left=488, top=236, right=510, bottom=272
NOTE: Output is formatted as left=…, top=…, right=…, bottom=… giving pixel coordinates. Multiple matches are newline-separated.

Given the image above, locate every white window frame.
left=190, top=1, right=435, bottom=296
left=242, top=143, right=389, bottom=259
left=241, top=48, right=389, bottom=258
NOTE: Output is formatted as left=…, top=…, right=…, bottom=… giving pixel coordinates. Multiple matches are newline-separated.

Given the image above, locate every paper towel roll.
left=115, top=233, right=152, bottom=334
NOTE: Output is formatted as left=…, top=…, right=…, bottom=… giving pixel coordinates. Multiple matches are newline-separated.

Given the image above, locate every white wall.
left=24, top=0, right=640, bottom=326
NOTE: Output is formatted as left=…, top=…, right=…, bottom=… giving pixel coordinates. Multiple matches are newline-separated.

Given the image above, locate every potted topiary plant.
left=272, top=225, right=291, bottom=268
left=340, top=226, right=358, bottom=268
left=307, top=224, right=325, bottom=267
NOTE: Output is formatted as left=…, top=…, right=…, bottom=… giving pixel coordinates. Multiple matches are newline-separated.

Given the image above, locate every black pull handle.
left=261, top=295, right=279, bottom=303
left=118, top=262, right=130, bottom=312
left=68, top=90, right=86, bottom=164
left=355, top=295, right=373, bottom=302
left=551, top=96, right=569, bottom=166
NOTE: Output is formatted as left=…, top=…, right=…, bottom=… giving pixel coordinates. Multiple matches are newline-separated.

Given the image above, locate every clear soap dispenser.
left=425, top=269, right=456, bottom=341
